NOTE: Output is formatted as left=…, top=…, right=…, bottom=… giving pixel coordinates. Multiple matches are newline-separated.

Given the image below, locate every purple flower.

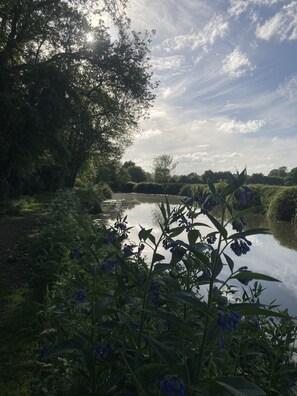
left=195, top=193, right=215, bottom=212
left=230, top=238, right=252, bottom=256
left=232, top=217, right=245, bottom=233
left=101, top=258, right=117, bottom=273
left=217, top=310, right=241, bottom=332
left=160, top=378, right=185, bottom=396
left=73, top=289, right=86, bottom=303
left=207, top=234, right=217, bottom=244
left=184, top=196, right=194, bottom=206
left=235, top=186, right=253, bottom=206
left=42, top=345, right=50, bottom=358
left=94, top=342, right=109, bottom=360
left=238, top=267, right=253, bottom=285
left=71, top=247, right=80, bottom=260
left=123, top=244, right=135, bottom=257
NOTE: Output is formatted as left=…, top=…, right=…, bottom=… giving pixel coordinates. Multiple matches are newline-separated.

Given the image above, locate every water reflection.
left=99, top=193, right=297, bottom=316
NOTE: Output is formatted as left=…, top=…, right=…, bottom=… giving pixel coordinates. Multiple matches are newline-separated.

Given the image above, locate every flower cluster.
left=183, top=196, right=194, bottom=206
left=123, top=244, right=135, bottom=257
left=235, top=186, right=253, bottom=206
left=163, top=239, right=186, bottom=260
left=114, top=217, right=129, bottom=238
left=232, top=217, right=245, bottom=233
left=71, top=247, right=80, bottom=260
left=178, top=214, right=193, bottom=231
left=195, top=193, right=215, bottom=212
left=207, top=234, right=217, bottom=244
left=230, top=238, right=252, bottom=256
left=101, top=258, right=117, bottom=273
left=73, top=289, right=86, bottom=303
left=104, top=230, right=117, bottom=245
left=160, top=378, right=185, bottom=396
left=217, top=310, right=241, bottom=332
left=94, top=341, right=109, bottom=360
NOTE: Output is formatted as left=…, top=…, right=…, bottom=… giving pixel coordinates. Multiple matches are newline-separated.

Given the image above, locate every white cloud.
left=277, top=74, right=297, bottom=98
left=256, top=1, right=297, bottom=41
left=222, top=47, right=255, bottom=78
left=151, top=55, right=185, bottom=71
left=217, top=119, right=266, bottom=134
left=136, top=129, right=162, bottom=139
left=228, top=0, right=286, bottom=18
left=157, top=15, right=228, bottom=52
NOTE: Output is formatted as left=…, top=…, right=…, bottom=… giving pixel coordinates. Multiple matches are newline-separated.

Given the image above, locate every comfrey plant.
left=37, top=170, right=297, bottom=395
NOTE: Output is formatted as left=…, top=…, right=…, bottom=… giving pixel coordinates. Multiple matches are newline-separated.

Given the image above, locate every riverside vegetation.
left=27, top=170, right=297, bottom=395
left=121, top=181, right=297, bottom=226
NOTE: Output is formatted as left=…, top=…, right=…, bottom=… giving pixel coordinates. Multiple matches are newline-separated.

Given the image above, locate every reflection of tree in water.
left=94, top=198, right=141, bottom=225
left=267, top=219, right=297, bottom=251
left=246, top=214, right=297, bottom=252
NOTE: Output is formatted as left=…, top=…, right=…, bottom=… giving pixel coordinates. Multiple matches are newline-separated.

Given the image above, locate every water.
left=99, top=193, right=297, bottom=316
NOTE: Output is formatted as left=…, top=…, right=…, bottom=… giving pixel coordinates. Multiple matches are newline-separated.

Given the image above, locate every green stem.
left=120, top=348, right=148, bottom=396
left=195, top=205, right=226, bottom=383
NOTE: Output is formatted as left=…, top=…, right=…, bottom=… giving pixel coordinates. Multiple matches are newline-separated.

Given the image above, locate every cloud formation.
left=222, top=47, right=255, bottom=78
left=256, top=1, right=297, bottom=41
left=217, top=119, right=266, bottom=134
left=157, top=15, right=229, bottom=53
left=277, top=74, right=297, bottom=99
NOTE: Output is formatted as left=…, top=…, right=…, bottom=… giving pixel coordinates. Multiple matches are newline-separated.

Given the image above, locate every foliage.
left=133, top=182, right=166, bottom=194
left=127, top=166, right=147, bottom=183
left=0, top=0, right=155, bottom=196
left=285, top=168, right=297, bottom=186
left=36, top=170, right=297, bottom=395
left=75, top=184, right=112, bottom=214
left=267, top=187, right=297, bottom=222
left=153, top=155, right=178, bottom=184
left=122, top=182, right=137, bottom=192
left=248, top=174, right=284, bottom=186
left=164, top=183, right=186, bottom=196
left=30, top=190, right=91, bottom=297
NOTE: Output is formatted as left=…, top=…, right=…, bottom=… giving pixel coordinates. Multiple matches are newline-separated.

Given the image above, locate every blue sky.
left=122, top=0, right=297, bottom=175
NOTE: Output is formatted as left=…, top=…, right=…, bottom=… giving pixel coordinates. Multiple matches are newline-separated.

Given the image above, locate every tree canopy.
left=153, top=154, right=177, bottom=183
left=0, top=0, right=155, bottom=196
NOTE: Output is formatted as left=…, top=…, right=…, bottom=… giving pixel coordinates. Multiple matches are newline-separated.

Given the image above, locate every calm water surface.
left=100, top=193, right=297, bottom=316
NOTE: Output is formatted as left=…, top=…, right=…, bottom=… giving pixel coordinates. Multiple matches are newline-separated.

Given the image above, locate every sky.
left=122, top=0, right=297, bottom=176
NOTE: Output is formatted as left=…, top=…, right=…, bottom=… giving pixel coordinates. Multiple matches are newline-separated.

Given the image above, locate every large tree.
left=0, top=0, right=155, bottom=195
left=153, top=154, right=177, bottom=183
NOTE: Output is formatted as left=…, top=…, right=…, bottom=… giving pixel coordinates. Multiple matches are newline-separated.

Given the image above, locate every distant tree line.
left=116, top=159, right=297, bottom=189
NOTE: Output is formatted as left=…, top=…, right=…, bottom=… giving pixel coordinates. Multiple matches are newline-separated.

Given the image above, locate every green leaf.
left=153, top=263, right=171, bottom=274
left=215, top=377, right=266, bottom=396
left=152, top=253, right=165, bottom=264
left=47, top=340, right=84, bottom=358
left=169, top=226, right=184, bottom=238
left=229, top=303, right=285, bottom=318
left=167, top=291, right=212, bottom=316
left=206, top=213, right=228, bottom=239
left=224, top=253, right=234, bottom=273
left=138, top=227, right=153, bottom=242
left=143, top=335, right=177, bottom=364
left=231, top=272, right=280, bottom=283
left=207, top=179, right=217, bottom=196
left=135, top=363, right=166, bottom=376
left=188, top=229, right=200, bottom=245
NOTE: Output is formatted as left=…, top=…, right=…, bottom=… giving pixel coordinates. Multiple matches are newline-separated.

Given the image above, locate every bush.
left=164, top=183, right=186, bottom=195
left=133, top=182, right=165, bottom=194
left=121, top=182, right=137, bottom=193
left=179, top=183, right=207, bottom=197
left=30, top=190, right=89, bottom=297
left=267, top=187, right=297, bottom=221
left=75, top=184, right=112, bottom=214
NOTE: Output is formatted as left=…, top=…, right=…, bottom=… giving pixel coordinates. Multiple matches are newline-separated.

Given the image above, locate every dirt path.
left=0, top=212, right=44, bottom=288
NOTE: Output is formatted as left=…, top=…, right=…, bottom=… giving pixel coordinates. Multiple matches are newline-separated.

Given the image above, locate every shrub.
left=133, top=182, right=165, bottom=194
left=121, top=182, right=137, bottom=192
left=179, top=183, right=207, bottom=197
left=75, top=184, right=112, bottom=214
left=164, top=183, right=186, bottom=195
left=267, top=187, right=297, bottom=221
